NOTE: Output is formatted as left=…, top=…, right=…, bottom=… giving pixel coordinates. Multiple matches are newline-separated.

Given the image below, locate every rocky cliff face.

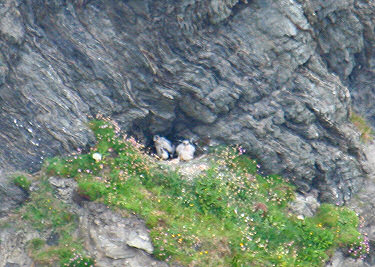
left=0, top=175, right=168, bottom=267
left=0, top=0, right=374, bottom=203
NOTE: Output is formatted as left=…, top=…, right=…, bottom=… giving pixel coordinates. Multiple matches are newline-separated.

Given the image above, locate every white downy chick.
left=153, top=135, right=174, bottom=160
left=176, top=140, right=195, bottom=161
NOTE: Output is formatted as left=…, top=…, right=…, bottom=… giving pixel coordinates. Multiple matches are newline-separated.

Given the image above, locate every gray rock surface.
left=80, top=202, right=165, bottom=267
left=326, top=251, right=368, bottom=267
left=0, top=226, right=36, bottom=267
left=318, top=143, right=375, bottom=267
left=48, top=176, right=166, bottom=267
left=0, top=170, right=33, bottom=267
left=289, top=192, right=320, bottom=218
left=0, top=0, right=374, bottom=204
left=48, top=176, right=77, bottom=203
left=0, top=171, right=28, bottom=218
left=0, top=176, right=167, bottom=267
left=343, top=143, right=375, bottom=267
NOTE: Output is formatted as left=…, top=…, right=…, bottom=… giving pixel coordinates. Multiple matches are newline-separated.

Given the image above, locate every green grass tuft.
left=29, top=238, right=45, bottom=251
left=350, top=111, right=374, bottom=143
left=13, top=175, right=31, bottom=192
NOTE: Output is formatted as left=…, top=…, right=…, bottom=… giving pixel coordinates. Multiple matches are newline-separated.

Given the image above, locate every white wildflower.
left=297, top=215, right=304, bottom=220
left=92, top=152, right=102, bottom=162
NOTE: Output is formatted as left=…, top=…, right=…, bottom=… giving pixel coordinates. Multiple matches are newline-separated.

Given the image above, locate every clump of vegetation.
left=61, top=253, right=95, bottom=267
left=13, top=174, right=31, bottom=192
left=29, top=238, right=45, bottom=251
left=42, top=119, right=369, bottom=266
left=19, top=178, right=93, bottom=266
left=350, top=111, right=374, bottom=143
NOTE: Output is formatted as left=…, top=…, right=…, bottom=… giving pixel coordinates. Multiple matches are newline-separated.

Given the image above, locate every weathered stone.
left=48, top=176, right=77, bottom=203
left=46, top=232, right=60, bottom=246
left=127, top=232, right=154, bottom=254
left=0, top=227, right=37, bottom=267
left=0, top=1, right=25, bottom=45
left=79, top=202, right=166, bottom=267
left=0, top=173, right=28, bottom=218
left=326, top=251, right=368, bottom=267
left=0, top=176, right=167, bottom=267
left=289, top=193, right=320, bottom=217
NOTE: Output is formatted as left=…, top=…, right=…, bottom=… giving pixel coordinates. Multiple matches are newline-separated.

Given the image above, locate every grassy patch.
left=13, top=174, right=31, bottom=193
left=350, top=111, right=374, bottom=143
left=41, top=119, right=369, bottom=266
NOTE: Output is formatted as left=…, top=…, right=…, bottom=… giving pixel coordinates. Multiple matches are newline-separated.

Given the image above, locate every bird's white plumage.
left=153, top=135, right=174, bottom=159
left=176, top=140, right=195, bottom=161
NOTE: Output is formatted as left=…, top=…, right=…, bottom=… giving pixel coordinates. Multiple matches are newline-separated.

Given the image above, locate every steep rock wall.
left=0, top=0, right=373, bottom=203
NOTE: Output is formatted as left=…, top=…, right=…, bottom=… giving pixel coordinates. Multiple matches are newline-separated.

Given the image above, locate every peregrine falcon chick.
left=153, top=135, right=174, bottom=160
left=176, top=140, right=195, bottom=161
